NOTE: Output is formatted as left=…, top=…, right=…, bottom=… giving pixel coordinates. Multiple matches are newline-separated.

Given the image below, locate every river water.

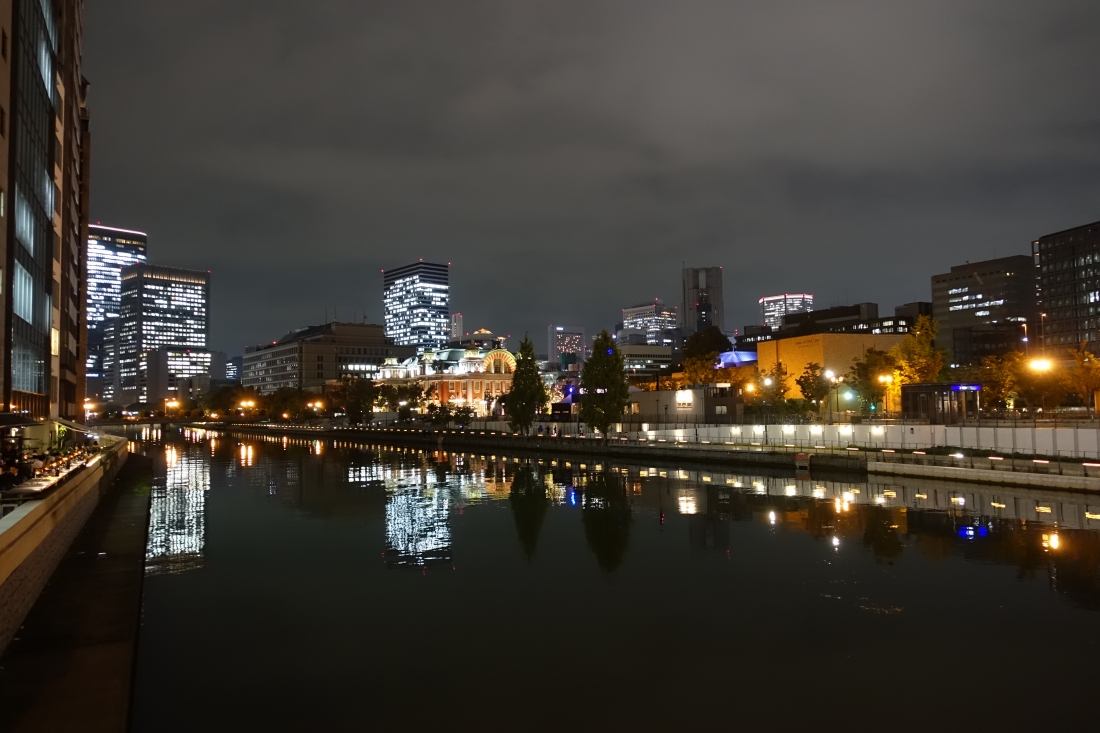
left=130, top=427, right=1099, bottom=730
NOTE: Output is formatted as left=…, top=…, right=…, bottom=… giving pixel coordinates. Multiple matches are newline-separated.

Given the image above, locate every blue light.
left=978, top=526, right=989, bottom=537
left=607, top=349, right=613, bottom=355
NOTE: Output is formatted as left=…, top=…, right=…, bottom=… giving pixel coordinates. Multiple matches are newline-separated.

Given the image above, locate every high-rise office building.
left=622, top=299, right=678, bottom=344
left=931, top=256, right=1036, bottom=364
left=759, top=293, right=813, bottom=330
left=383, top=261, right=449, bottom=352
left=1033, top=220, right=1100, bottom=353
left=2, top=0, right=89, bottom=420
left=225, top=356, right=243, bottom=382
left=86, top=225, right=148, bottom=398
left=548, top=325, right=585, bottom=365
left=450, top=312, right=463, bottom=340
left=118, top=264, right=210, bottom=403
left=681, top=267, right=725, bottom=334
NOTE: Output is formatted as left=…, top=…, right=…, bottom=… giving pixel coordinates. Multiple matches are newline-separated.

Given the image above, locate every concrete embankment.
left=0, top=440, right=130, bottom=653
left=210, top=424, right=1100, bottom=492
left=0, top=450, right=152, bottom=733
left=867, top=461, right=1100, bottom=491
left=222, top=424, right=867, bottom=474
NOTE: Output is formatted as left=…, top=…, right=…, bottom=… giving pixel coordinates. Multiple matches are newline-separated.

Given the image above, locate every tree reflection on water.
left=582, top=471, right=633, bottom=574
left=509, top=466, right=549, bottom=561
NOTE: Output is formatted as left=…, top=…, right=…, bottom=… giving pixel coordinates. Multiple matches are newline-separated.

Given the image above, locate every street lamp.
left=1029, top=359, right=1052, bottom=414
left=877, top=374, right=893, bottom=413
left=824, top=369, right=843, bottom=424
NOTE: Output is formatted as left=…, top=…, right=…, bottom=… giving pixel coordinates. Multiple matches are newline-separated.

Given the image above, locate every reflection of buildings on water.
left=384, top=483, right=452, bottom=567
left=146, top=444, right=210, bottom=575
left=343, top=450, right=515, bottom=568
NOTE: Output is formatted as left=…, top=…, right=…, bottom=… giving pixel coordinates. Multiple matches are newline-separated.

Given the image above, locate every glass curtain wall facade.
left=760, top=293, right=814, bottom=330
left=1033, top=221, right=1100, bottom=353
left=86, top=225, right=147, bottom=397
left=118, top=264, right=210, bottom=403
left=8, top=0, right=58, bottom=414
left=383, top=261, right=449, bottom=352
left=1, top=0, right=88, bottom=420
left=622, top=300, right=677, bottom=344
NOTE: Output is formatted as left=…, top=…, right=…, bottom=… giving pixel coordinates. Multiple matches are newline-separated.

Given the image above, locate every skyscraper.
left=622, top=299, right=677, bottom=344
left=86, top=225, right=148, bottom=398
left=548, top=325, right=585, bottom=365
left=759, top=293, right=813, bottom=330
left=681, top=267, right=725, bottom=334
left=1033, top=221, right=1100, bottom=353
left=383, top=261, right=450, bottom=352
left=2, top=0, right=89, bottom=420
left=450, top=312, right=464, bottom=340
left=118, top=264, right=211, bottom=404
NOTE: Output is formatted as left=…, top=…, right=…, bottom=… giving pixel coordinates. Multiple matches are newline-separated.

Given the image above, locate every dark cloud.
left=84, top=0, right=1100, bottom=353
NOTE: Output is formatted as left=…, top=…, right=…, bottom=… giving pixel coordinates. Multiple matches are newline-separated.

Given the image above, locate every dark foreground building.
left=1033, top=220, right=1100, bottom=354
left=1, top=0, right=89, bottom=420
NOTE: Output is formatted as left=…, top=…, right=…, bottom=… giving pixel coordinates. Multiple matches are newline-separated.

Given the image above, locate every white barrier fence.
left=469, top=420, right=1100, bottom=459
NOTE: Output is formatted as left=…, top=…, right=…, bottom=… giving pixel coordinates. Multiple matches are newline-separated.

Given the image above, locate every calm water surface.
left=131, top=428, right=1100, bottom=731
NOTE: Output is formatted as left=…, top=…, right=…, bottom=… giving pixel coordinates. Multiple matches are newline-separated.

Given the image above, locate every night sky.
left=84, top=1, right=1100, bottom=356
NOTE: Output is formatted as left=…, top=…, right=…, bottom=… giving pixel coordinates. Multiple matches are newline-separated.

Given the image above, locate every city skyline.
left=81, top=2, right=1100, bottom=356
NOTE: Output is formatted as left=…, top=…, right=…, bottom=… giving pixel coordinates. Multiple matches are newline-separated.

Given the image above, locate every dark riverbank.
left=0, top=454, right=153, bottom=733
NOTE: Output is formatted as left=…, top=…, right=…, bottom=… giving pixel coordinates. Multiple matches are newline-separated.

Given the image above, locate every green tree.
left=682, top=354, right=720, bottom=386
left=847, top=348, right=897, bottom=411
left=199, top=385, right=261, bottom=416
left=452, top=405, right=475, bottom=427
left=1064, top=341, right=1100, bottom=416
left=682, top=326, right=732, bottom=361
left=1016, top=359, right=1068, bottom=412
left=377, top=382, right=433, bottom=422
left=505, top=334, right=548, bottom=434
left=426, top=402, right=453, bottom=426
left=267, top=387, right=308, bottom=421
left=979, top=351, right=1023, bottom=411
left=758, top=366, right=789, bottom=405
left=328, top=376, right=376, bottom=425
left=890, top=315, right=945, bottom=384
left=579, top=330, right=629, bottom=438
left=795, top=362, right=830, bottom=405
